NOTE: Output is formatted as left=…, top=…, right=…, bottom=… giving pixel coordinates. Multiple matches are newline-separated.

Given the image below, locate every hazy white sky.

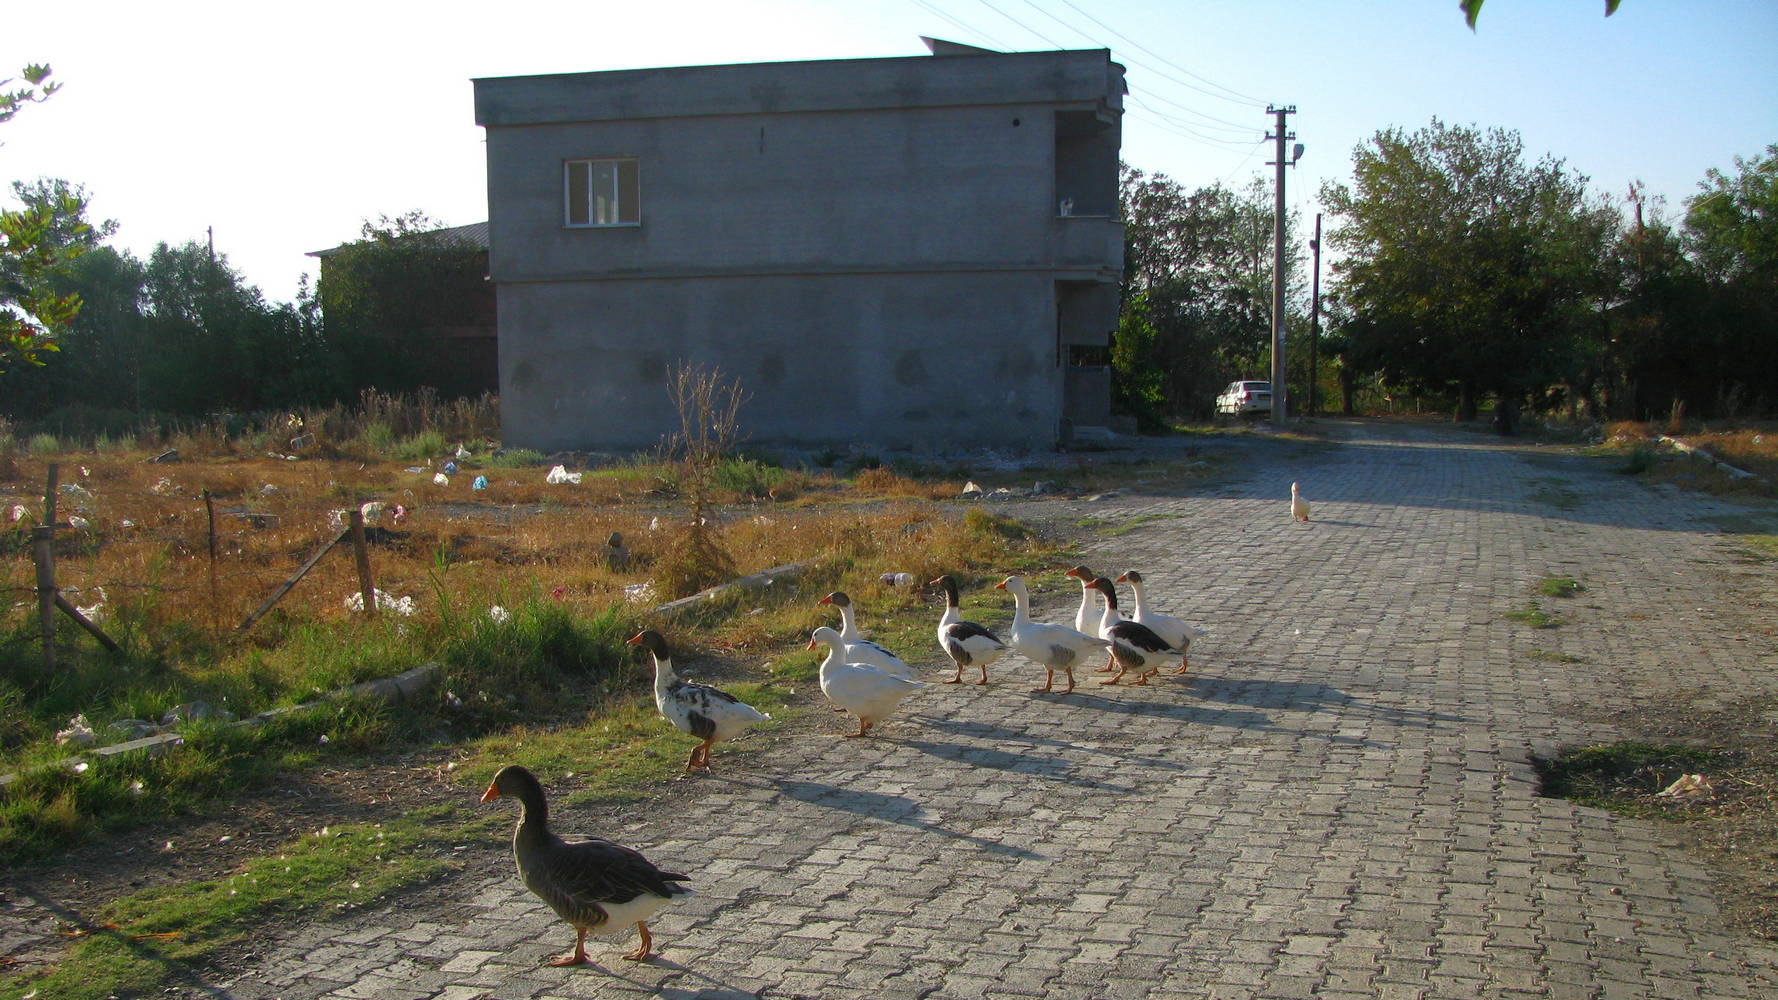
left=4, top=0, right=1774, bottom=304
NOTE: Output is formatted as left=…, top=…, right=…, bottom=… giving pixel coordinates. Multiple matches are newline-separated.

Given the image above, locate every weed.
left=964, top=508, right=1034, bottom=540
left=1618, top=446, right=1656, bottom=475
left=486, top=447, right=546, bottom=468
left=1538, top=575, right=1583, bottom=598
left=1097, top=512, right=1182, bottom=537
left=394, top=429, right=448, bottom=461
left=28, top=433, right=60, bottom=455
left=1505, top=602, right=1561, bottom=628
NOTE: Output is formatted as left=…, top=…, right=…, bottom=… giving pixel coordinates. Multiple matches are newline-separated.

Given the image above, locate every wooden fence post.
left=349, top=508, right=376, bottom=617
left=236, top=527, right=349, bottom=633
left=204, top=489, right=219, bottom=632
left=32, top=526, right=57, bottom=672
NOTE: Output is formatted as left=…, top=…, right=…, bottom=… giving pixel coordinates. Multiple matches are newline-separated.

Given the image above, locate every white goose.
left=818, top=591, right=916, bottom=679
left=628, top=631, right=770, bottom=772
left=1090, top=577, right=1184, bottom=686
left=1291, top=481, right=1311, bottom=522
left=1065, top=565, right=1120, bottom=673
left=930, top=575, right=1009, bottom=685
left=807, top=626, right=924, bottom=736
left=995, top=575, right=1112, bottom=695
left=1114, top=570, right=1205, bottom=675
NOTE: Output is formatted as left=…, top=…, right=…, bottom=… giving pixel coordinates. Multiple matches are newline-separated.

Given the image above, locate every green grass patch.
left=485, top=447, right=547, bottom=468
left=1505, top=602, right=1562, bottom=629
left=1533, top=742, right=1734, bottom=816
left=1537, top=575, right=1584, bottom=598
left=0, top=809, right=473, bottom=1000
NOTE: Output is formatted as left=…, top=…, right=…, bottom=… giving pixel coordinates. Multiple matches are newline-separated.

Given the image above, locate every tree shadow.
left=894, top=737, right=1134, bottom=794
left=767, top=778, right=1044, bottom=861
left=1190, top=676, right=1469, bottom=728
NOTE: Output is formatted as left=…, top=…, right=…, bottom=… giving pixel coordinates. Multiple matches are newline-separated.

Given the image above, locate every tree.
left=1685, top=144, right=1778, bottom=289
left=315, top=212, right=492, bottom=396
left=1319, top=119, right=1616, bottom=428
left=1117, top=166, right=1287, bottom=420
left=1462, top=1, right=1621, bottom=30
left=1, top=66, right=92, bottom=373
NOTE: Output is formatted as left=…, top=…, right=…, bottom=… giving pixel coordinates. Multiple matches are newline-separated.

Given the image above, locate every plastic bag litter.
left=546, top=465, right=583, bottom=485
left=443, top=461, right=458, bottom=475
left=880, top=572, right=916, bottom=586
left=56, top=714, right=96, bottom=746
left=1656, top=773, right=1715, bottom=800
left=472, top=475, right=489, bottom=491
left=7, top=504, right=27, bottom=522
left=487, top=605, right=512, bottom=624
left=342, top=589, right=418, bottom=616
left=623, top=582, right=656, bottom=605
left=67, top=515, right=91, bottom=531
left=433, top=472, right=450, bottom=486
left=456, top=444, right=472, bottom=459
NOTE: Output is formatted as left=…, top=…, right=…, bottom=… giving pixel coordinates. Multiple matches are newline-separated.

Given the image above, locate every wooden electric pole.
left=1309, top=212, right=1323, bottom=417
left=1267, top=105, right=1298, bottom=429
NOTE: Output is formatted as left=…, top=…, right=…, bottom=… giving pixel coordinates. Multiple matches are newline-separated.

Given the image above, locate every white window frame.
left=563, top=157, right=640, bottom=228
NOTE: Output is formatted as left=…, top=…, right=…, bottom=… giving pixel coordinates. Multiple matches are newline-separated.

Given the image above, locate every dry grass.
left=1598, top=419, right=1778, bottom=497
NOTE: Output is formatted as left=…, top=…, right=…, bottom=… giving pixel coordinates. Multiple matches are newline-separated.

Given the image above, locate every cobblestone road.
left=222, top=421, right=1778, bottom=998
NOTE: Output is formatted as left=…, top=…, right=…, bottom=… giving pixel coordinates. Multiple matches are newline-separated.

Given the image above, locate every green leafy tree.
left=316, top=212, right=492, bottom=397
left=1685, top=144, right=1778, bottom=288
left=0, top=63, right=58, bottom=126
left=1319, top=119, right=1616, bottom=429
left=1118, top=166, right=1288, bottom=420
left=1462, top=1, right=1621, bottom=30
left=1, top=66, right=93, bottom=372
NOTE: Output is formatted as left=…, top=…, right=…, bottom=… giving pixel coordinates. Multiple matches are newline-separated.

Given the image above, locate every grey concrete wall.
left=484, top=104, right=1076, bottom=283
left=478, top=49, right=1123, bottom=452
left=498, top=272, right=1061, bottom=452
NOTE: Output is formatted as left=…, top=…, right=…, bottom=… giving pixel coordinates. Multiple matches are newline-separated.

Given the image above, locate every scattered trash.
left=107, top=718, right=157, bottom=740
left=623, top=582, right=656, bottom=605
left=648, top=516, right=661, bottom=532
left=359, top=501, right=406, bottom=526
left=342, top=589, right=418, bottom=616
left=455, top=444, right=472, bottom=459
left=546, top=465, right=583, bottom=485
left=265, top=452, right=298, bottom=461
left=59, top=483, right=94, bottom=501
left=432, top=472, right=450, bottom=486
left=55, top=715, right=96, bottom=746
left=66, top=515, right=91, bottom=531
left=150, top=477, right=177, bottom=495
left=289, top=432, right=316, bottom=451
left=986, top=488, right=1017, bottom=501
left=404, top=466, right=427, bottom=474
left=550, top=585, right=568, bottom=602
left=487, top=605, right=512, bottom=624
left=880, top=572, right=917, bottom=586
left=959, top=481, right=984, bottom=499
left=260, top=483, right=279, bottom=496
left=73, top=761, right=89, bottom=774
left=443, top=461, right=458, bottom=475
left=472, top=475, right=489, bottom=491
left=318, top=734, right=330, bottom=746
left=74, top=587, right=106, bottom=621
left=128, top=780, right=145, bottom=797
left=1656, top=773, right=1715, bottom=801
left=7, top=504, right=27, bottom=522
left=149, top=449, right=179, bottom=463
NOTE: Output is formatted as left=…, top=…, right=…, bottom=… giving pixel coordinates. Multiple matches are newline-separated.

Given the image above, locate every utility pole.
left=1309, top=212, right=1322, bottom=417
left=1266, top=105, right=1298, bottom=429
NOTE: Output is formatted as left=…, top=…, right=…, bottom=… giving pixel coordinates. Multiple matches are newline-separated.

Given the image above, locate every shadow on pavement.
left=768, top=778, right=1045, bottom=861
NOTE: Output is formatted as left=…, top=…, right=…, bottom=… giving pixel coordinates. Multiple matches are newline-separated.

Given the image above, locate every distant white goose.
left=1291, top=481, right=1311, bottom=522
left=1090, top=577, right=1184, bottom=686
left=807, top=626, right=924, bottom=736
left=995, top=575, right=1112, bottom=695
left=628, top=630, right=770, bottom=772
left=818, top=591, right=916, bottom=679
left=930, top=575, right=1009, bottom=685
left=1114, top=570, right=1205, bottom=675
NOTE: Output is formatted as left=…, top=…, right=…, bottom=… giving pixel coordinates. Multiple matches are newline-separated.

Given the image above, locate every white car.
left=1216, top=380, right=1272, bottom=416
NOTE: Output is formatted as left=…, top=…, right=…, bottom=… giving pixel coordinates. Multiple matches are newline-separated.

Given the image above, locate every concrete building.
left=473, top=39, right=1125, bottom=452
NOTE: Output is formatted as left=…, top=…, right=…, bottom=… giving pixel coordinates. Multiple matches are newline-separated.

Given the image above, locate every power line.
left=910, top=0, right=1013, bottom=50
left=974, top=0, right=1071, bottom=49
left=1052, top=0, right=1268, bottom=107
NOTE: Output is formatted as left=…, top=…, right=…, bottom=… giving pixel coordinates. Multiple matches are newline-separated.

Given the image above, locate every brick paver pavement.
left=205, top=422, right=1778, bottom=997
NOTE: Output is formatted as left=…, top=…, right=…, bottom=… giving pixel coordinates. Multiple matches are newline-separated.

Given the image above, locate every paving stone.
left=9, top=423, right=1765, bottom=999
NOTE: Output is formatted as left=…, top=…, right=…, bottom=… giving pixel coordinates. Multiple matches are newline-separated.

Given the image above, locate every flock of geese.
left=480, top=483, right=1312, bottom=967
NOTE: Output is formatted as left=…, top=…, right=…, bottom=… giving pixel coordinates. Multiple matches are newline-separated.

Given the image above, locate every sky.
left=4, top=0, right=1774, bottom=305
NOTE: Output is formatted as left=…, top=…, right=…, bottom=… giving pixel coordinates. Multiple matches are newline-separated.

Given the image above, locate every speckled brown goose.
left=481, top=764, right=693, bottom=965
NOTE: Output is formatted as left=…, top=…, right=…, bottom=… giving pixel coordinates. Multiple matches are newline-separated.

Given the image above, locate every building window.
left=564, top=158, right=639, bottom=227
